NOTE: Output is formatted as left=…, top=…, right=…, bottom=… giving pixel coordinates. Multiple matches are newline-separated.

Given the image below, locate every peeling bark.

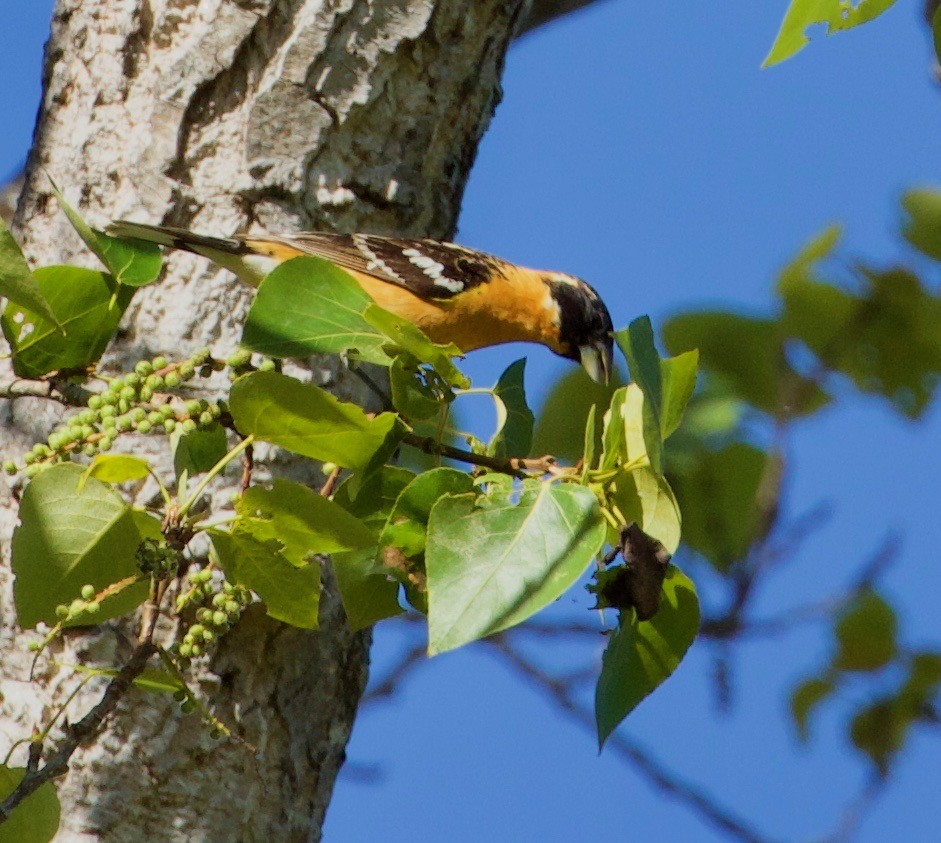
left=0, top=1, right=526, bottom=839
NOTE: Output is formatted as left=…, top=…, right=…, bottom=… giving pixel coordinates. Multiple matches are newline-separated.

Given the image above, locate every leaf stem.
left=179, top=435, right=254, bottom=517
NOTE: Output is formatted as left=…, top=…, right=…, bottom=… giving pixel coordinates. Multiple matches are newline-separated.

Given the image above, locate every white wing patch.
left=353, top=233, right=406, bottom=283
left=402, top=247, right=464, bottom=293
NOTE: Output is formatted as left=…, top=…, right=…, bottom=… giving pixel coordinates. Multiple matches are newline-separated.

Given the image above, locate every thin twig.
left=0, top=641, right=157, bottom=823
left=401, top=431, right=564, bottom=478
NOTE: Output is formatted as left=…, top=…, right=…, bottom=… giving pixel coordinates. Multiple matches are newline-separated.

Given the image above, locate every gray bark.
left=0, top=0, right=525, bottom=839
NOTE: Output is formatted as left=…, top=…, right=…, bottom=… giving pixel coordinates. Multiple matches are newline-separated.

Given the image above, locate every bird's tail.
left=107, top=221, right=267, bottom=284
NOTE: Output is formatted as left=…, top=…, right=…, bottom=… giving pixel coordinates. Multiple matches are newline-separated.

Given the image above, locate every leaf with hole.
left=595, top=566, right=699, bottom=747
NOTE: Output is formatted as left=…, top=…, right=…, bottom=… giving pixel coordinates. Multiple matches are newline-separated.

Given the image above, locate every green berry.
left=117, top=398, right=130, bottom=414
left=179, top=643, right=193, bottom=659
left=137, top=420, right=152, bottom=434
left=102, top=416, right=117, bottom=431
left=164, top=372, right=181, bottom=388
left=225, top=600, right=241, bottom=616
left=80, top=425, right=94, bottom=440
left=24, top=464, right=41, bottom=479
left=198, top=412, right=214, bottom=427
left=124, top=373, right=141, bottom=387
left=227, top=349, right=252, bottom=368
left=117, top=415, right=134, bottom=432
left=23, top=452, right=36, bottom=466
left=131, top=407, right=147, bottom=423
left=86, top=601, right=100, bottom=614
left=81, top=584, right=96, bottom=600
left=193, top=348, right=212, bottom=364
left=152, top=356, right=168, bottom=370
left=181, top=419, right=197, bottom=434
left=212, top=610, right=228, bottom=627
left=69, top=599, right=86, bottom=616
left=212, top=592, right=227, bottom=608
left=139, top=386, right=154, bottom=402
left=120, top=386, right=136, bottom=401
left=100, top=404, right=117, bottom=418
left=27, top=640, right=42, bottom=652
left=99, top=436, right=114, bottom=451
left=209, top=403, right=222, bottom=418
left=83, top=443, right=97, bottom=457
left=201, top=628, right=216, bottom=644
left=147, top=410, right=163, bottom=425
left=3, top=460, right=17, bottom=475
left=80, top=409, right=97, bottom=425
left=55, top=604, right=69, bottom=619
left=197, top=608, right=213, bottom=623
left=159, top=404, right=176, bottom=420
left=102, top=389, right=119, bottom=406
left=185, top=400, right=202, bottom=416
left=188, top=643, right=202, bottom=657
left=135, top=360, right=154, bottom=377
left=179, top=363, right=196, bottom=380
left=163, top=419, right=176, bottom=433
left=259, top=359, right=276, bottom=372
left=87, top=395, right=103, bottom=410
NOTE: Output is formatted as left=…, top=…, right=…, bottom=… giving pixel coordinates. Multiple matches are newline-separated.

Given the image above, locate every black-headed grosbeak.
left=107, top=222, right=614, bottom=383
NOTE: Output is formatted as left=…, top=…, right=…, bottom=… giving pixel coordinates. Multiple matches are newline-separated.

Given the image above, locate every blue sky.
left=3, top=2, right=940, bottom=841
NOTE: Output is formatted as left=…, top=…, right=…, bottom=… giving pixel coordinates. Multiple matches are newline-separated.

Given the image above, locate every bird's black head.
left=543, top=273, right=614, bottom=384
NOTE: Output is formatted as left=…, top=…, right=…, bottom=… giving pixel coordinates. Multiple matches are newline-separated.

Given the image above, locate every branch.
left=0, top=377, right=92, bottom=406
left=0, top=640, right=157, bottom=822
left=401, top=431, right=565, bottom=478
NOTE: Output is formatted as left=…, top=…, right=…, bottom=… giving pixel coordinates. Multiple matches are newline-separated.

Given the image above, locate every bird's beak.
left=579, top=342, right=612, bottom=385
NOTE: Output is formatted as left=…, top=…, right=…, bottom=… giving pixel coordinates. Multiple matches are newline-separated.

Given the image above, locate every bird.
left=107, top=222, right=614, bottom=384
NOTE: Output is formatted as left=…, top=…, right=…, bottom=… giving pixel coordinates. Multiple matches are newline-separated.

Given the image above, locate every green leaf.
left=0, top=218, right=61, bottom=328
left=79, top=454, right=151, bottom=488
left=532, top=368, right=623, bottom=463
left=241, top=256, right=393, bottom=364
left=780, top=267, right=941, bottom=418
left=595, top=566, right=700, bottom=747
left=791, top=677, right=835, bottom=741
left=2, top=266, right=134, bottom=378
left=835, top=591, right=896, bottom=671
left=663, top=311, right=829, bottom=418
left=609, top=467, right=682, bottom=555
left=330, top=467, right=416, bottom=629
left=425, top=482, right=605, bottom=654
left=66, top=664, right=185, bottom=695
left=389, top=356, right=444, bottom=420
left=236, top=478, right=375, bottom=562
left=581, top=403, right=598, bottom=475
left=53, top=185, right=161, bottom=287
left=763, top=0, right=900, bottom=68
left=614, top=318, right=698, bottom=475
left=668, top=443, right=769, bottom=571
left=11, top=464, right=155, bottom=628
left=229, top=371, right=402, bottom=470
left=364, top=304, right=468, bottom=388
left=380, top=468, right=474, bottom=559
left=487, top=359, right=535, bottom=459
left=210, top=529, right=320, bottom=629
left=171, top=424, right=229, bottom=478
left=0, top=765, right=60, bottom=843
left=902, top=188, right=941, bottom=262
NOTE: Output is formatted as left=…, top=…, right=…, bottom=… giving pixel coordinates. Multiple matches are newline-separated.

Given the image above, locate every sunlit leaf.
left=242, top=257, right=393, bottom=363
left=53, top=184, right=161, bottom=287
left=1, top=266, right=134, bottom=378
left=11, top=464, right=154, bottom=628
left=595, top=566, right=700, bottom=747
left=609, top=467, right=682, bottom=555
left=488, top=359, right=535, bottom=459
left=229, top=371, right=402, bottom=470
left=79, top=454, right=151, bottom=488
left=763, top=0, right=900, bottom=68
left=0, top=764, right=60, bottom=843
left=426, top=482, right=605, bottom=654
left=236, top=478, right=374, bottom=562
left=0, top=217, right=60, bottom=328
left=171, top=424, right=229, bottom=478
left=210, top=529, right=320, bottom=629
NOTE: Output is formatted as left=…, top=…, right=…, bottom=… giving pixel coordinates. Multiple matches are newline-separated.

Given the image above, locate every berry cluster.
left=54, top=584, right=101, bottom=624
left=176, top=567, right=251, bottom=660
left=4, top=349, right=226, bottom=478
left=136, top=538, right=180, bottom=578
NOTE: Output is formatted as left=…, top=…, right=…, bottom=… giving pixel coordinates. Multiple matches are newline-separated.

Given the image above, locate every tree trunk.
left=0, top=1, right=525, bottom=839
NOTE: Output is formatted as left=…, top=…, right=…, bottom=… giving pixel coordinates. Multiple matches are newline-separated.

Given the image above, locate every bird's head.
left=542, top=273, right=614, bottom=385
